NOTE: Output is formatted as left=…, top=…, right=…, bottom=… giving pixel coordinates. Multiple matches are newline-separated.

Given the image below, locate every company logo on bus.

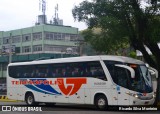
left=11, top=78, right=87, bottom=96
left=57, top=78, right=87, bottom=96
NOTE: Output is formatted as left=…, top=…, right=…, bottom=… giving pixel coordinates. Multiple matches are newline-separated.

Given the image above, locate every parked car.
left=0, top=83, right=7, bottom=92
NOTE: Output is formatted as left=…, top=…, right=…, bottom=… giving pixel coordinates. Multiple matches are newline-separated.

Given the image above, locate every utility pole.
left=75, top=40, right=85, bottom=56
left=9, top=33, right=12, bottom=63
left=61, top=50, right=63, bottom=58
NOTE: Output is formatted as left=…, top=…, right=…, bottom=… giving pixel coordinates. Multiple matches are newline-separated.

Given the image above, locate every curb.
left=0, top=95, right=18, bottom=102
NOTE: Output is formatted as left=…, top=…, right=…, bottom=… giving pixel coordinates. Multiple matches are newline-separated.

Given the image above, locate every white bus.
left=147, top=65, right=158, bottom=95
left=7, top=55, right=156, bottom=110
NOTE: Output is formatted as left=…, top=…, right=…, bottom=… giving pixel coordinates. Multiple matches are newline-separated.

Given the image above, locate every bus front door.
left=115, top=66, right=130, bottom=105
left=117, top=86, right=130, bottom=105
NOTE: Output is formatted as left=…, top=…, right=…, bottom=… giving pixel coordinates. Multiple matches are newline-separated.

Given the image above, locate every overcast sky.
left=0, top=0, right=87, bottom=31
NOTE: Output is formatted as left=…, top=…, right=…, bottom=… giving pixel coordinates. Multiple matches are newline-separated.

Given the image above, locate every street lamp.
left=75, top=40, right=85, bottom=56
left=9, top=33, right=12, bottom=63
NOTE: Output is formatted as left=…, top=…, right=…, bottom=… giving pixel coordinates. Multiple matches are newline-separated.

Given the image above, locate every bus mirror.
left=145, top=63, right=158, bottom=78
left=115, top=64, right=135, bottom=78
left=148, top=67, right=158, bottom=79
left=149, top=69, right=155, bottom=75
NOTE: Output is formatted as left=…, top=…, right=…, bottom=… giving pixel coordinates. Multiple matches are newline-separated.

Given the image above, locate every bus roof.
left=8, top=55, right=144, bottom=66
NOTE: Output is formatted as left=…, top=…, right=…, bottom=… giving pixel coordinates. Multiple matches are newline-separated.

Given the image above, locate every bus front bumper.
left=132, top=98, right=155, bottom=105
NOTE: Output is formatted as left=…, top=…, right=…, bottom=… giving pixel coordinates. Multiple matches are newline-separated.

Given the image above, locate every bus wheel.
left=95, top=95, right=108, bottom=110
left=25, top=93, right=37, bottom=105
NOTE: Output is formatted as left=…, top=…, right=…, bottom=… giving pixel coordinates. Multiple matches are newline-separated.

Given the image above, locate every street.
left=0, top=101, right=159, bottom=114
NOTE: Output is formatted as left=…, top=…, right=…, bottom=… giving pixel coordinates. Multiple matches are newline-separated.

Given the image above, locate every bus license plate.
left=144, top=101, right=149, bottom=105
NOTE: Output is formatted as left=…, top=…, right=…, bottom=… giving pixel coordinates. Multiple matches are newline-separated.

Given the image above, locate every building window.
left=44, top=45, right=78, bottom=54
left=12, top=35, right=21, bottom=43
left=0, top=64, right=2, bottom=70
left=0, top=38, right=2, bottom=45
left=33, top=45, right=42, bottom=52
left=22, top=34, right=31, bottom=42
left=2, top=63, right=8, bottom=71
left=15, top=47, right=21, bottom=53
left=54, top=33, right=58, bottom=40
left=65, top=34, right=70, bottom=41
left=33, top=32, right=42, bottom=41
left=22, top=46, right=31, bottom=53
left=62, top=34, right=66, bottom=40
left=70, top=34, right=78, bottom=41
left=57, top=33, right=62, bottom=40
left=45, top=32, right=69, bottom=41
left=45, top=32, right=54, bottom=40
left=44, top=32, right=77, bottom=41
left=44, top=45, right=62, bottom=52
left=3, top=37, right=9, bottom=44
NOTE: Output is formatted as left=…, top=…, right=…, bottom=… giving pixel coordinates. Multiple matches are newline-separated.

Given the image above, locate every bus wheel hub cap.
left=98, top=99, right=105, bottom=106
left=28, top=96, right=33, bottom=104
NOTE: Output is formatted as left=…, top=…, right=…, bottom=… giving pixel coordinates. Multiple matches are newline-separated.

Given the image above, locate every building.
left=0, top=24, right=80, bottom=79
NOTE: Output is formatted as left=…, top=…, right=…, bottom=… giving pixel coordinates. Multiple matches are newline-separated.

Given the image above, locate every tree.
left=80, top=28, right=130, bottom=55
left=73, top=0, right=160, bottom=104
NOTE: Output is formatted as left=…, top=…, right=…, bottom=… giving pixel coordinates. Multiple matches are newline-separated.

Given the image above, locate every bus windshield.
left=130, top=64, right=153, bottom=93
left=104, top=61, right=153, bottom=93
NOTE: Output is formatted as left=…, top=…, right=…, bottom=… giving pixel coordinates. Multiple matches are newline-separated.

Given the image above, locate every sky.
left=0, top=0, right=88, bottom=31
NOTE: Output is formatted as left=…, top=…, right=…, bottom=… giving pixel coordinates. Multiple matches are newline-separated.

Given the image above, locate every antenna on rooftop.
left=39, top=0, right=46, bottom=15
left=54, top=4, right=58, bottom=25
left=52, top=3, right=63, bottom=25
left=36, top=0, right=47, bottom=25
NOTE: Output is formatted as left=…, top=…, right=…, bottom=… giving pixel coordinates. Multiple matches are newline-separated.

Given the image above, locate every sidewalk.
left=0, top=95, right=18, bottom=102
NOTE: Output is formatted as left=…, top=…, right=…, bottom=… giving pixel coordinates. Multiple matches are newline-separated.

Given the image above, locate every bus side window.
left=106, top=63, right=129, bottom=88
left=79, top=68, right=85, bottom=77
left=115, top=67, right=129, bottom=88
left=66, top=66, right=72, bottom=77
left=62, top=68, right=67, bottom=77
left=52, top=67, right=61, bottom=77
left=72, top=68, right=81, bottom=77
left=9, top=66, right=16, bottom=78
left=86, top=61, right=107, bottom=80
left=85, top=68, right=92, bottom=77
left=107, top=65, right=117, bottom=83
left=22, top=65, right=33, bottom=78
left=44, top=69, right=52, bottom=78
left=31, top=69, right=36, bottom=77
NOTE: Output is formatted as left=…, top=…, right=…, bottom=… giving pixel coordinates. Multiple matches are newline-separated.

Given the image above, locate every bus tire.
left=95, top=95, right=108, bottom=110
left=25, top=93, right=38, bottom=106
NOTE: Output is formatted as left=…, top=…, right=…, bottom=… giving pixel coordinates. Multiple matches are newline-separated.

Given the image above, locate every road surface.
left=0, top=101, right=159, bottom=114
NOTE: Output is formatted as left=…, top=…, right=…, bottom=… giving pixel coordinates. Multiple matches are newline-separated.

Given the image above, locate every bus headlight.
left=133, top=94, right=139, bottom=98
left=153, top=94, right=156, bottom=98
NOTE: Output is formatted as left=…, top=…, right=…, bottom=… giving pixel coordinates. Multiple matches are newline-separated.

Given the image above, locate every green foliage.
left=74, top=0, right=131, bottom=54
left=148, top=16, right=160, bottom=43
left=73, top=0, right=160, bottom=55
left=81, top=28, right=129, bottom=54
left=73, top=0, right=160, bottom=103
left=129, top=51, right=137, bottom=59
